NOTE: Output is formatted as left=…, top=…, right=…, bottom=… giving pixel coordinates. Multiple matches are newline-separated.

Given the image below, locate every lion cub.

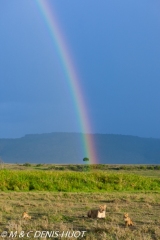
left=124, top=213, right=133, bottom=227
left=87, top=205, right=106, bottom=219
left=22, top=212, right=31, bottom=220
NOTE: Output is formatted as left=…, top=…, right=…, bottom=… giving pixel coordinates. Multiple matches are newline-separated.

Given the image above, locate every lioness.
left=124, top=213, right=133, bottom=227
left=22, top=212, right=31, bottom=220
left=87, top=204, right=106, bottom=219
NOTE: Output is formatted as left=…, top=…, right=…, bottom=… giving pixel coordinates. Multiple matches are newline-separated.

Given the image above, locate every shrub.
left=36, top=164, right=43, bottom=167
left=23, top=163, right=31, bottom=167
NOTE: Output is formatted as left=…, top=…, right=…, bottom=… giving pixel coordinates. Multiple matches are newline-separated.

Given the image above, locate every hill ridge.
left=0, top=132, right=160, bottom=164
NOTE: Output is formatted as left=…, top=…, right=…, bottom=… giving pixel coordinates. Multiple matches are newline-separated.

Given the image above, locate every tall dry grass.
left=0, top=192, right=160, bottom=239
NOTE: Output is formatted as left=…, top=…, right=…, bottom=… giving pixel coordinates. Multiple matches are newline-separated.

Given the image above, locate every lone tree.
left=83, top=157, right=90, bottom=172
left=83, top=157, right=89, bottom=162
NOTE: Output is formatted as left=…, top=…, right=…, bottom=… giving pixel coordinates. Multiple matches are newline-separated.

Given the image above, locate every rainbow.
left=35, top=0, right=97, bottom=164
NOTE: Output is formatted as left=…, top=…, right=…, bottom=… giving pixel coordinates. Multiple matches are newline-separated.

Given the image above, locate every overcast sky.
left=0, top=0, right=160, bottom=138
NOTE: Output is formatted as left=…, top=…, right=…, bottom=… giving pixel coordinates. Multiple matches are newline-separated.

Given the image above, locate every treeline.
left=22, top=163, right=160, bottom=171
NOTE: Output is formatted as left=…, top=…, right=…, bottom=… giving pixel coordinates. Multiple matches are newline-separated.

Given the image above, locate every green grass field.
left=0, top=169, right=160, bottom=192
left=0, top=164, right=160, bottom=239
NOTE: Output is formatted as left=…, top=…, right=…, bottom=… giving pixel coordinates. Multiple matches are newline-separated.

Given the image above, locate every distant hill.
left=0, top=133, right=160, bottom=164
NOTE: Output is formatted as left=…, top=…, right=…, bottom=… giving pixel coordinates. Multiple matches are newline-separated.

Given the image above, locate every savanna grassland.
left=0, top=164, right=160, bottom=240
